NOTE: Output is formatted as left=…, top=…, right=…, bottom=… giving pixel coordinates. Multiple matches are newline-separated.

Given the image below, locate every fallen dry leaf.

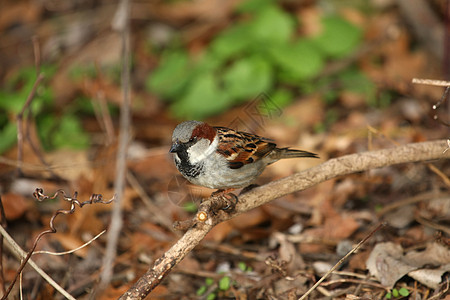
left=2, top=193, right=29, bottom=220
left=367, top=242, right=450, bottom=288
left=408, top=265, right=450, bottom=290
left=366, top=242, right=417, bottom=288
left=272, top=232, right=305, bottom=273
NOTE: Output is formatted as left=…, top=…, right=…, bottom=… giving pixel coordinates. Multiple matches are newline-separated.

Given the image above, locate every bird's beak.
left=169, top=141, right=180, bottom=153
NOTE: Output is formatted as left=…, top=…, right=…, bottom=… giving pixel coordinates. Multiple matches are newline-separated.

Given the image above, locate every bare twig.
left=298, top=223, right=385, bottom=300
left=320, top=278, right=388, bottom=291
left=91, top=62, right=116, bottom=145
left=0, top=225, right=75, bottom=300
left=127, top=171, right=176, bottom=232
left=432, top=86, right=450, bottom=110
left=367, top=125, right=450, bottom=187
left=33, top=230, right=106, bottom=256
left=16, top=73, right=44, bottom=176
left=398, top=0, right=443, bottom=60
left=16, top=37, right=61, bottom=180
left=119, top=139, right=450, bottom=300
left=428, top=85, right=450, bottom=126
left=427, top=163, right=450, bottom=186
left=411, top=78, right=450, bottom=87
left=100, top=0, right=131, bottom=290
left=376, top=191, right=449, bottom=217
left=32, top=36, right=40, bottom=75
left=1, top=189, right=113, bottom=300
left=415, top=214, right=450, bottom=235
left=412, top=79, right=450, bottom=128
left=428, top=277, right=449, bottom=300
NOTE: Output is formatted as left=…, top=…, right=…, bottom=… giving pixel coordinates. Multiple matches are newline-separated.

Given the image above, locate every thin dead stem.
left=15, top=37, right=62, bottom=180
left=91, top=62, right=116, bottom=145
left=376, top=191, right=449, bottom=217
left=0, top=225, right=75, bottom=300
left=298, top=223, right=386, bottom=300
left=127, top=171, right=176, bottom=232
left=1, top=189, right=113, bottom=300
left=427, top=277, right=449, bottom=300
left=367, top=125, right=450, bottom=187
left=100, top=0, right=131, bottom=291
left=33, top=230, right=106, bottom=256
left=411, top=78, right=450, bottom=87
left=16, top=73, right=44, bottom=176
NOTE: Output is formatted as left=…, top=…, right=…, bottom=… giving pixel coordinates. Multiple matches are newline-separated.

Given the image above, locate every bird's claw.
left=210, top=189, right=238, bottom=211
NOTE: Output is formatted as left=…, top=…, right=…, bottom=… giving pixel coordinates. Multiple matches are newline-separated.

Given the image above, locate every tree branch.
left=119, top=139, right=449, bottom=299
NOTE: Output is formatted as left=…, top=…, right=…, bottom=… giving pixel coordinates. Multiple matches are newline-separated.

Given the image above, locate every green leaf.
left=37, top=114, right=90, bottom=151
left=385, top=292, right=392, bottom=299
left=237, top=0, right=274, bottom=13
left=183, top=202, right=197, bottom=213
left=270, top=89, right=293, bottom=108
left=193, top=51, right=223, bottom=75
left=249, top=5, right=295, bottom=45
left=73, top=96, right=97, bottom=115
left=339, top=69, right=376, bottom=106
left=392, top=288, right=399, bottom=298
left=146, top=51, right=190, bottom=99
left=237, top=262, right=247, bottom=271
left=0, top=122, right=17, bottom=154
left=0, top=66, right=54, bottom=114
left=398, top=287, right=409, bottom=297
left=196, top=286, right=207, bottom=296
left=210, top=24, right=253, bottom=60
left=205, top=277, right=214, bottom=286
left=171, top=73, right=231, bottom=120
left=219, top=276, right=231, bottom=291
left=36, top=114, right=56, bottom=151
left=313, top=15, right=362, bottom=58
left=0, top=92, right=27, bottom=114
left=222, top=56, right=273, bottom=101
left=54, top=115, right=90, bottom=150
left=374, top=204, right=383, bottom=212
left=206, top=293, right=216, bottom=300
left=269, top=40, right=324, bottom=81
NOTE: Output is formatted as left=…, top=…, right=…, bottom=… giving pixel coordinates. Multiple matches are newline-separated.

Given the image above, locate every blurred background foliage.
left=0, top=65, right=90, bottom=152
left=147, top=0, right=365, bottom=120
left=0, top=0, right=445, bottom=155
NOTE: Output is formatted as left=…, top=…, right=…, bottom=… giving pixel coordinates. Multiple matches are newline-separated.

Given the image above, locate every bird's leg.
left=210, top=188, right=238, bottom=211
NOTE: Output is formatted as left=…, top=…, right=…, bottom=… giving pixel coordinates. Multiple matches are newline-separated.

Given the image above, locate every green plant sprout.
left=385, top=287, right=410, bottom=299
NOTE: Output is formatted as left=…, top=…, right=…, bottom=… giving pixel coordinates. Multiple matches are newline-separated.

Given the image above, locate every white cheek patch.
left=188, top=137, right=219, bottom=164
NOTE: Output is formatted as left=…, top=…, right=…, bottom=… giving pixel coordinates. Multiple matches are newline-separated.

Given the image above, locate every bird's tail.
left=274, top=148, right=319, bottom=160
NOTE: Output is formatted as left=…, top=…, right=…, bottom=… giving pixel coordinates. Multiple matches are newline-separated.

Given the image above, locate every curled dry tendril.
left=2, top=189, right=114, bottom=300
left=31, top=188, right=114, bottom=247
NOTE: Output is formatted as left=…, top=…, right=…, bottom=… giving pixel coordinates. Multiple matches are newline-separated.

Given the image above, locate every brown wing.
left=215, top=127, right=276, bottom=169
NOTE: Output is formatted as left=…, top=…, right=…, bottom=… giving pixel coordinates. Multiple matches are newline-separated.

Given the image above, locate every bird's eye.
left=189, top=137, right=197, bottom=143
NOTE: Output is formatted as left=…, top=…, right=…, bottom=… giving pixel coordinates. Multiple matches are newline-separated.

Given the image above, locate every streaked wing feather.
left=215, top=127, right=276, bottom=169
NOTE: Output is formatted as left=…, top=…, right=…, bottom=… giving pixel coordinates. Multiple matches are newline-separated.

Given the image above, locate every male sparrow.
left=170, top=120, right=318, bottom=191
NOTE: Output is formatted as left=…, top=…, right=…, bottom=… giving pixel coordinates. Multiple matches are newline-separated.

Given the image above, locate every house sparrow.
left=170, top=120, right=318, bottom=191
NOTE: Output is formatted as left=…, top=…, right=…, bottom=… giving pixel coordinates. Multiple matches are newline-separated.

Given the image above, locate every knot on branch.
left=173, top=192, right=238, bottom=230
left=197, top=192, right=238, bottom=223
